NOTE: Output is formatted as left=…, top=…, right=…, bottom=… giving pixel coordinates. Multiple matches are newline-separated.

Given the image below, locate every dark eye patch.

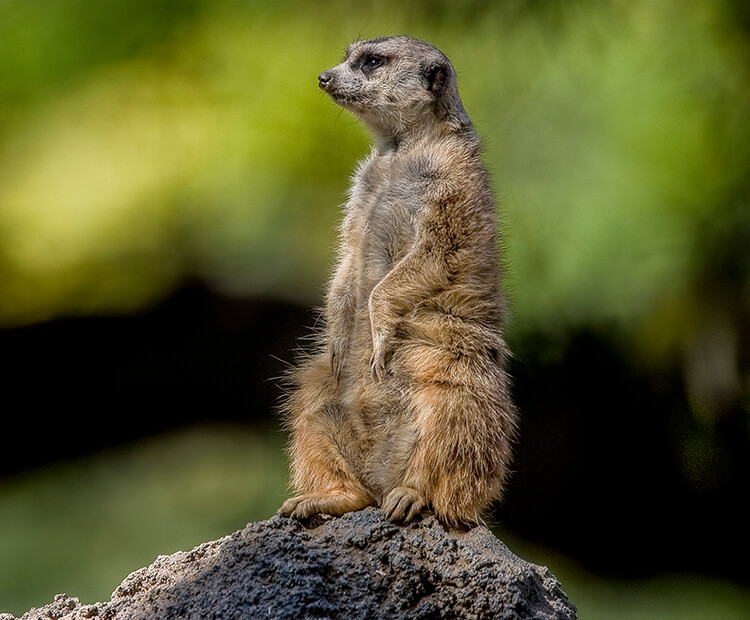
left=360, top=54, right=385, bottom=75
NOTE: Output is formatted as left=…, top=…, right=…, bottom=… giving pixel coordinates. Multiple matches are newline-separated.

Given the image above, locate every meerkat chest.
left=349, top=155, right=421, bottom=278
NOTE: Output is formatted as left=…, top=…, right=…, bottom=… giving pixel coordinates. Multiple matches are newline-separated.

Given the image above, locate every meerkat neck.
left=371, top=121, right=456, bottom=155
left=373, top=132, right=400, bottom=154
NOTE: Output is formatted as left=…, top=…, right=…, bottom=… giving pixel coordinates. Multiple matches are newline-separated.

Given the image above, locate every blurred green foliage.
left=1, top=0, right=747, bottom=337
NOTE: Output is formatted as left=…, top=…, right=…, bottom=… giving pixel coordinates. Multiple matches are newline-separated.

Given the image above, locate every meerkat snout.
left=318, top=71, right=332, bottom=89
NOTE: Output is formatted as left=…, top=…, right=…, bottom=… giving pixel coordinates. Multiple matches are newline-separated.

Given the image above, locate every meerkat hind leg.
left=279, top=488, right=372, bottom=520
left=382, top=486, right=428, bottom=523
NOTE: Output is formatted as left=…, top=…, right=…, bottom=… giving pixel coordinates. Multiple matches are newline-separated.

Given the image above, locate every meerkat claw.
left=383, top=487, right=427, bottom=523
left=278, top=496, right=303, bottom=517
left=370, top=350, right=386, bottom=382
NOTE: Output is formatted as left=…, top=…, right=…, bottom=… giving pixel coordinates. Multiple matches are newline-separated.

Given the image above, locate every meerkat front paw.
left=368, top=290, right=396, bottom=381
left=369, top=326, right=395, bottom=382
left=329, top=338, right=348, bottom=384
left=370, top=343, right=387, bottom=382
left=382, top=486, right=427, bottom=523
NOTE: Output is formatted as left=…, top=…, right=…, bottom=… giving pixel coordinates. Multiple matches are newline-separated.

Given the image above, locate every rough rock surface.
left=4, top=508, right=577, bottom=619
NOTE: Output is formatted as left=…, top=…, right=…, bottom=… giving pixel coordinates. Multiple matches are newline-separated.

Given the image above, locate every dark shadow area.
left=0, top=282, right=310, bottom=474
left=503, top=333, right=750, bottom=584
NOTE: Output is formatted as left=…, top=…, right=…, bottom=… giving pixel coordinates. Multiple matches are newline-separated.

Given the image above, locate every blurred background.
left=1, top=0, right=749, bottom=617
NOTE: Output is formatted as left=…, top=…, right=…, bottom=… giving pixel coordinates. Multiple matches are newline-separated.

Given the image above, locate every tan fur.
left=278, top=36, right=518, bottom=526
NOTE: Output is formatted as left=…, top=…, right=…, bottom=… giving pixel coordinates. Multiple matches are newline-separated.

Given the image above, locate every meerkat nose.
left=318, top=71, right=333, bottom=89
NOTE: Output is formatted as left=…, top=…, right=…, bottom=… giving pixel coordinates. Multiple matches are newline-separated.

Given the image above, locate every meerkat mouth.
left=328, top=90, right=366, bottom=111
left=327, top=89, right=360, bottom=103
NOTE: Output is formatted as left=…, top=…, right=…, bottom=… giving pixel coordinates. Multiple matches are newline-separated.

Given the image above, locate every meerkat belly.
left=340, top=190, right=421, bottom=494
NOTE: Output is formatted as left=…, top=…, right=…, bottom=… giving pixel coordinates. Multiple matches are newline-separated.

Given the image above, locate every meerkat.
left=278, top=36, right=517, bottom=526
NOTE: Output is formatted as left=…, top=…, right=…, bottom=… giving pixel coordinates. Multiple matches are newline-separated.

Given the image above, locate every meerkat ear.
left=421, top=60, right=451, bottom=95
left=421, top=59, right=472, bottom=128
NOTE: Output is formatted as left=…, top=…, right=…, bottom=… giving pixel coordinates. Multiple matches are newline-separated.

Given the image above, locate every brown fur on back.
left=278, top=36, right=518, bottom=526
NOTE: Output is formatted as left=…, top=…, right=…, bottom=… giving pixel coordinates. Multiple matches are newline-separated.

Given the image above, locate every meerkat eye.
left=361, top=55, right=385, bottom=74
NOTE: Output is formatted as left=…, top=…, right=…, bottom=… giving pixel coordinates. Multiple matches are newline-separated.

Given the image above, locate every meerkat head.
left=318, top=36, right=472, bottom=147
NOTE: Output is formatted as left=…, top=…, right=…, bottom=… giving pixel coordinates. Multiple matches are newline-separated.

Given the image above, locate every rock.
left=6, top=508, right=577, bottom=619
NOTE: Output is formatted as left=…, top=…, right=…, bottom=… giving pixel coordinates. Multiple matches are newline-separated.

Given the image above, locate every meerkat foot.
left=382, top=486, right=427, bottom=523
left=278, top=491, right=372, bottom=520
